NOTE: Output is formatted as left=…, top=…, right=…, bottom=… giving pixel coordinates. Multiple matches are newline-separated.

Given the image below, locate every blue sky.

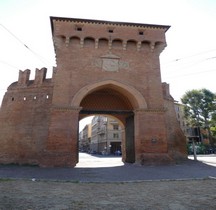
left=1, top=0, right=216, bottom=106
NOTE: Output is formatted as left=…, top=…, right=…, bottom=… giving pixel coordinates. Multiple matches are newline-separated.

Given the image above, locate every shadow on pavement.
left=0, top=158, right=215, bottom=182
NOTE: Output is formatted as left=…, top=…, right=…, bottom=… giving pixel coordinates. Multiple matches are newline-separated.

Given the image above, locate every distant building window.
left=139, top=31, right=144, bottom=35
left=113, top=133, right=119, bottom=138
left=113, top=125, right=119, bottom=130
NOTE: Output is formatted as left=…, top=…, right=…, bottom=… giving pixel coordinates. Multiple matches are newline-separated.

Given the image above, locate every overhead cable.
left=0, top=23, right=51, bottom=66
left=163, top=49, right=216, bottom=65
left=0, top=60, right=19, bottom=70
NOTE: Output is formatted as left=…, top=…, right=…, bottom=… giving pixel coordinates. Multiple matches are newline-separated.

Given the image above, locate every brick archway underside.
left=71, top=80, right=147, bottom=111
left=81, top=87, right=133, bottom=111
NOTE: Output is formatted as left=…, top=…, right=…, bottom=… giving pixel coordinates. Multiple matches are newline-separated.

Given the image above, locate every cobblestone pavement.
left=0, top=153, right=215, bottom=182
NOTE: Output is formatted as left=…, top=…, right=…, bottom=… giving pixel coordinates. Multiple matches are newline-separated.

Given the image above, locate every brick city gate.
left=0, top=17, right=187, bottom=167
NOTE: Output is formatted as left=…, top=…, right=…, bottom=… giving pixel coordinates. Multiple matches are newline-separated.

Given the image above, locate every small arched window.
left=69, top=36, right=80, bottom=47
left=98, top=38, right=109, bottom=48
left=84, top=37, right=95, bottom=48
left=126, top=40, right=137, bottom=50
left=140, top=40, right=151, bottom=51
left=112, top=39, right=123, bottom=50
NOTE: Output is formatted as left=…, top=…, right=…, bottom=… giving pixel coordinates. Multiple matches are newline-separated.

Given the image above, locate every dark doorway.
left=125, top=115, right=135, bottom=163
left=110, top=142, right=122, bottom=155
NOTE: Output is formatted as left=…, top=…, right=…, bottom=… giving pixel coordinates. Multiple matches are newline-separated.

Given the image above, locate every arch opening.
left=77, top=115, right=125, bottom=168
left=76, top=83, right=139, bottom=166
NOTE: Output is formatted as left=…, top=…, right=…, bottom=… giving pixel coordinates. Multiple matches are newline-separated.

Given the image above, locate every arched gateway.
left=0, top=17, right=187, bottom=167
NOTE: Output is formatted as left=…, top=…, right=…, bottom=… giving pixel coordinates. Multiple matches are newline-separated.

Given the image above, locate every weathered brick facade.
left=0, top=17, right=187, bottom=167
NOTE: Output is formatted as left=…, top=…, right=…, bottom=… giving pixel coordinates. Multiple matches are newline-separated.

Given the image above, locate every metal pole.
left=192, top=138, right=197, bottom=160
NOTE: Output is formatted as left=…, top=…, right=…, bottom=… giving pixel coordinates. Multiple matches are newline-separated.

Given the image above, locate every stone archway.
left=76, top=80, right=147, bottom=164
left=72, top=80, right=147, bottom=110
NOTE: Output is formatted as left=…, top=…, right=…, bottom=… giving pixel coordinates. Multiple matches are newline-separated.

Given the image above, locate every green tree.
left=181, top=88, right=216, bottom=146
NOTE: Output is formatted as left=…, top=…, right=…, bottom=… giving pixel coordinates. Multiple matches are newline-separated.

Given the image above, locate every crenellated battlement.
left=34, top=67, right=47, bottom=85
left=18, top=69, right=31, bottom=86
left=162, top=82, right=173, bottom=101
left=17, top=67, right=53, bottom=87
left=1, top=67, right=53, bottom=108
left=51, top=17, right=169, bottom=54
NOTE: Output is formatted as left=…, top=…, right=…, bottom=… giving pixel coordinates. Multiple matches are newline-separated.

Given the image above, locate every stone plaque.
left=101, top=53, right=120, bottom=72
left=102, top=58, right=119, bottom=71
left=95, top=53, right=129, bottom=71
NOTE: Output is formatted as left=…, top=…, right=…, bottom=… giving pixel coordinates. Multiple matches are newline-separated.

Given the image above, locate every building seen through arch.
left=79, top=116, right=123, bottom=155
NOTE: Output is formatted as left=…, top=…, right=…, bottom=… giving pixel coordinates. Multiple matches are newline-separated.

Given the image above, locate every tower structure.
left=0, top=17, right=187, bottom=166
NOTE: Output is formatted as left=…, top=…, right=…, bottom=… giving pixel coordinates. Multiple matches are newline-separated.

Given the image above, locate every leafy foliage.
left=181, top=89, right=216, bottom=125
left=181, top=88, right=216, bottom=146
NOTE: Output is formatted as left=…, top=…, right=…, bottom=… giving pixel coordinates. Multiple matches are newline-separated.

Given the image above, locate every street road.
left=188, top=154, right=216, bottom=167
left=77, top=152, right=216, bottom=168
left=76, top=152, right=124, bottom=168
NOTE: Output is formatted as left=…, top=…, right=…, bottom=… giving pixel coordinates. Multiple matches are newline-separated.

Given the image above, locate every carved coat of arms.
left=101, top=53, right=120, bottom=72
